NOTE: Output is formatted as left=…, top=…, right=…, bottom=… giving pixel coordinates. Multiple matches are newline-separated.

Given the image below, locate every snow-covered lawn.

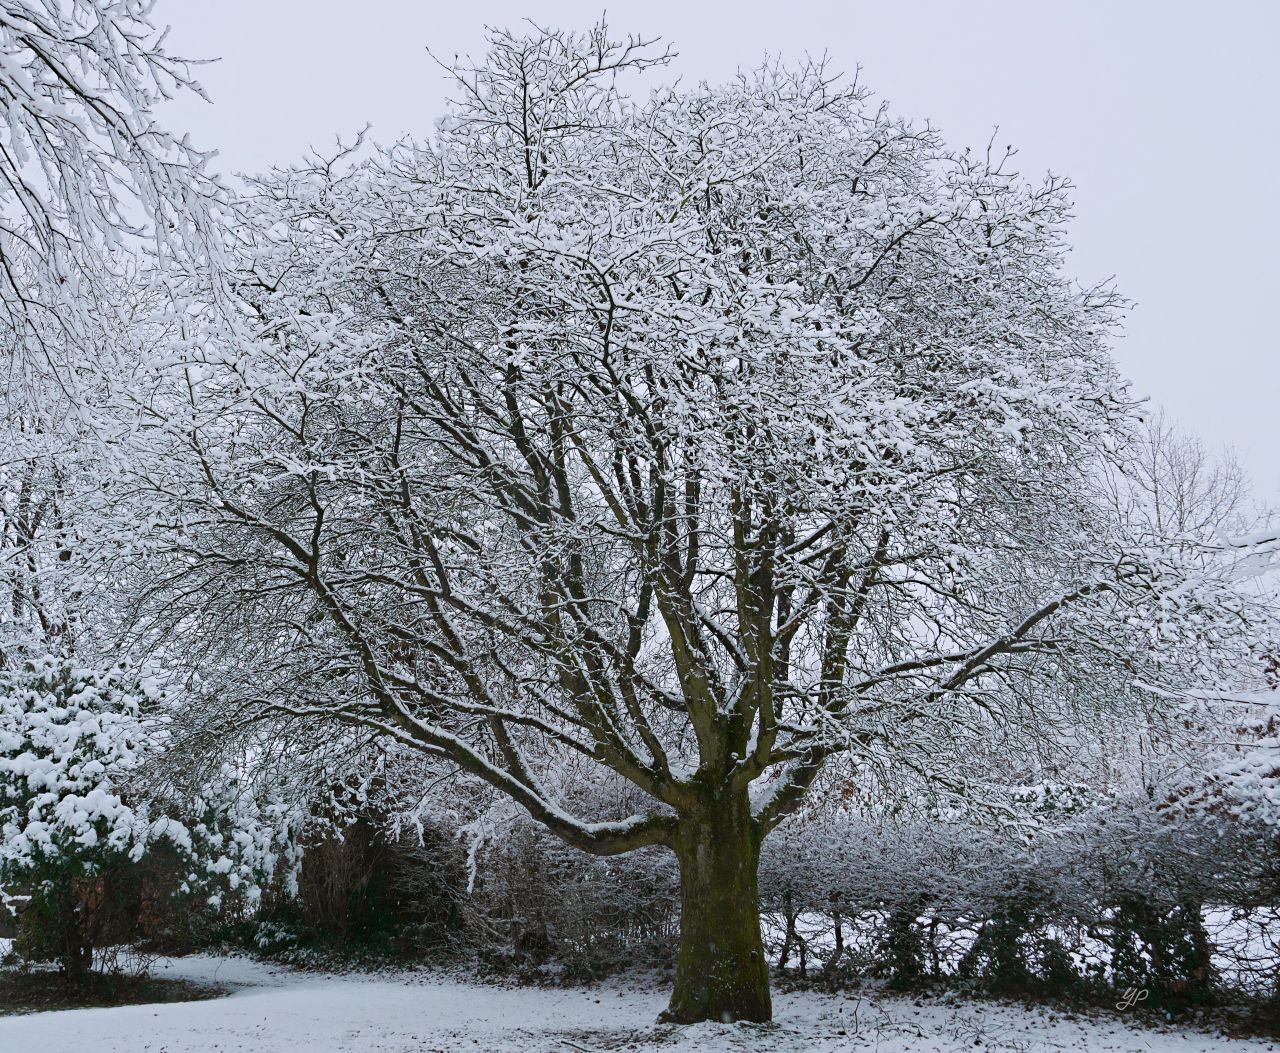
left=0, top=954, right=1269, bottom=1052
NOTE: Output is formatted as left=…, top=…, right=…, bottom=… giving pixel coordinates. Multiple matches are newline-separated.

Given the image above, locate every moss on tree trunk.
left=664, top=790, right=772, bottom=1024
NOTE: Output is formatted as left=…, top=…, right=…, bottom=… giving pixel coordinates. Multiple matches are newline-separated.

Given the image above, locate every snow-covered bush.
left=239, top=810, right=462, bottom=966
left=0, top=656, right=177, bottom=975
left=0, top=655, right=301, bottom=977
left=1201, top=697, right=1280, bottom=829
left=0, top=659, right=154, bottom=878
left=242, top=772, right=679, bottom=978
left=453, top=816, right=678, bottom=981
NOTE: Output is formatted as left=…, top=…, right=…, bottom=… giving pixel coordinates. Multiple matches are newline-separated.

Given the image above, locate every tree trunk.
left=777, top=890, right=797, bottom=970
left=664, top=792, right=772, bottom=1023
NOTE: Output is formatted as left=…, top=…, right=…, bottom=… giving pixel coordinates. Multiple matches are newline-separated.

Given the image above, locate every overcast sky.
left=160, top=0, right=1278, bottom=498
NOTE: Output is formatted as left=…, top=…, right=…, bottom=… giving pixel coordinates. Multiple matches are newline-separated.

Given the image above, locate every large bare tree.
left=122, top=25, right=1268, bottom=1022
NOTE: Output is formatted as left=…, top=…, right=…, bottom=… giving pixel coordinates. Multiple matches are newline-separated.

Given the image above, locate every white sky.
left=160, top=0, right=1278, bottom=497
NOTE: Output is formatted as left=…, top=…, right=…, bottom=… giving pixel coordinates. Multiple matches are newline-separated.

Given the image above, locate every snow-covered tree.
left=123, top=24, right=1274, bottom=1022
left=0, top=1, right=222, bottom=399
left=0, top=0, right=218, bottom=667
left=0, top=0, right=223, bottom=686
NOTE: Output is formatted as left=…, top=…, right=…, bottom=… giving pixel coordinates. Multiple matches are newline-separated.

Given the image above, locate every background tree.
left=0, top=2, right=304, bottom=987
left=1101, top=409, right=1257, bottom=542
left=123, top=24, right=1273, bottom=1023
left=0, top=0, right=223, bottom=405
left=0, top=0, right=225, bottom=668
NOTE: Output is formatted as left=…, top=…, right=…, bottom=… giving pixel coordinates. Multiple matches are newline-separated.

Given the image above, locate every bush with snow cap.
left=0, top=654, right=299, bottom=975
left=0, top=658, right=158, bottom=887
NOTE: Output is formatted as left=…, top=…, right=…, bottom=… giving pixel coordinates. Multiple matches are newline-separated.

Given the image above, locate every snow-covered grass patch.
left=1, top=954, right=1270, bottom=1052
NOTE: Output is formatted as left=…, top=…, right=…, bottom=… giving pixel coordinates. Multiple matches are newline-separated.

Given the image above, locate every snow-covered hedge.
left=755, top=800, right=1279, bottom=1007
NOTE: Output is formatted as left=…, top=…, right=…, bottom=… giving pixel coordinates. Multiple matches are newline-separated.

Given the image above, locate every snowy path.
left=0, top=955, right=1269, bottom=1052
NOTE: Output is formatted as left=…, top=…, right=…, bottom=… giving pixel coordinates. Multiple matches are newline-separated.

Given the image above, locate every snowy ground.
left=0, top=954, right=1270, bottom=1052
